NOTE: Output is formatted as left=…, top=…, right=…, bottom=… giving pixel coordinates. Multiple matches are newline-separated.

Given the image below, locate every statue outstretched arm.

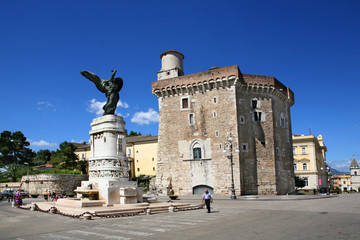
left=81, top=70, right=106, bottom=93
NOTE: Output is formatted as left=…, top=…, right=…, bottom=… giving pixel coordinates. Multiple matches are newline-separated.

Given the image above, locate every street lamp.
left=223, top=134, right=239, bottom=200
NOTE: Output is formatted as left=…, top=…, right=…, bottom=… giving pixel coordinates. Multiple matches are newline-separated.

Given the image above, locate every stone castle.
left=152, top=50, right=295, bottom=196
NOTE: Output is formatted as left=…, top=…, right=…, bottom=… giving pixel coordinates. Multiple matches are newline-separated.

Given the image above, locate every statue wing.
left=81, top=70, right=106, bottom=93
left=114, top=77, right=124, bottom=92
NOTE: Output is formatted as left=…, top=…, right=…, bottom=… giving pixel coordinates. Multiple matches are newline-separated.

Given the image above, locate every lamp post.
left=223, top=134, right=239, bottom=200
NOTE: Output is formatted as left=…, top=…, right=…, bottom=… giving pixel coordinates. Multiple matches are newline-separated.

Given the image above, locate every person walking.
left=202, top=189, right=213, bottom=213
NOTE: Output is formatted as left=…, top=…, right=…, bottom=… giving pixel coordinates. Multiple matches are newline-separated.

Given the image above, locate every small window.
left=240, top=116, right=245, bottom=124
left=181, top=97, right=189, bottom=109
left=302, top=147, right=306, bottom=154
left=189, top=113, right=195, bottom=125
left=355, top=171, right=357, bottom=175
left=293, top=147, right=296, bottom=155
left=213, top=97, right=217, bottom=103
left=137, top=168, right=140, bottom=172
left=219, top=144, right=222, bottom=149
left=215, top=131, right=219, bottom=137
left=81, top=154, right=85, bottom=160
left=213, top=111, right=217, bottom=118
left=153, top=167, right=155, bottom=171
left=193, top=148, right=202, bottom=159
left=136, top=160, right=139, bottom=163
left=152, top=158, right=154, bottom=161
left=303, top=163, right=307, bottom=170
left=294, top=163, right=297, bottom=170
left=241, top=143, right=248, bottom=152
left=128, top=149, right=131, bottom=156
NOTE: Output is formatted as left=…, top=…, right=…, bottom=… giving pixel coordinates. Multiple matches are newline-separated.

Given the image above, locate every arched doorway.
left=193, top=185, right=213, bottom=195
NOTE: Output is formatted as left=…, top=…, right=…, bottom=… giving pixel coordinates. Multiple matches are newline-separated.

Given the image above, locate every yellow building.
left=126, top=135, right=158, bottom=178
left=74, top=135, right=158, bottom=179
left=293, top=134, right=328, bottom=191
left=332, top=175, right=352, bottom=191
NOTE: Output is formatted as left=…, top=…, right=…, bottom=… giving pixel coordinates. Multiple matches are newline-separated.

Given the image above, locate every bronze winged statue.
left=81, top=69, right=123, bottom=115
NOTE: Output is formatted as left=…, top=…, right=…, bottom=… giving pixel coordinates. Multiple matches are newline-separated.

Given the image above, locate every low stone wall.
left=20, top=174, right=88, bottom=195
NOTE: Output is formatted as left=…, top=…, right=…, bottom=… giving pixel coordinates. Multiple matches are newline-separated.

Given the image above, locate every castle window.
left=193, top=147, right=202, bottom=159
left=215, top=131, right=219, bottom=137
left=280, top=112, right=286, bottom=128
left=253, top=111, right=264, bottom=122
left=219, top=144, right=222, bottom=149
left=189, top=113, right=195, bottom=125
left=213, top=97, right=217, bottom=103
left=251, top=98, right=260, bottom=108
left=303, top=163, right=308, bottom=170
left=213, top=111, right=217, bottom=118
left=181, top=97, right=189, bottom=109
left=240, top=115, right=245, bottom=124
left=276, top=147, right=280, bottom=155
left=241, top=143, right=248, bottom=152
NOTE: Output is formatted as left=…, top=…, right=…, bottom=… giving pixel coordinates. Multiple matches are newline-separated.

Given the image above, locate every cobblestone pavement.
left=1, top=194, right=360, bottom=240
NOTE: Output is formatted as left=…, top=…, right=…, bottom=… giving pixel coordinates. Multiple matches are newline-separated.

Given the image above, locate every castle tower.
left=152, top=50, right=295, bottom=196
left=350, top=155, right=360, bottom=191
left=157, top=50, right=184, bottom=80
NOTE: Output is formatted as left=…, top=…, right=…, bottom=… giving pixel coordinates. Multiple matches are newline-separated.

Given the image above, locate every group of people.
left=43, top=189, right=62, bottom=202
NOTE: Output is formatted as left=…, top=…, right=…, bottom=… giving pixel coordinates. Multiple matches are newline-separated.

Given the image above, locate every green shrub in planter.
left=169, top=195, right=178, bottom=200
left=31, top=194, right=39, bottom=198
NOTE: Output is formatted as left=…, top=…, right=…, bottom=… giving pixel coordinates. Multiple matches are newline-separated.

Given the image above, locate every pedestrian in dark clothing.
left=202, top=189, right=213, bottom=213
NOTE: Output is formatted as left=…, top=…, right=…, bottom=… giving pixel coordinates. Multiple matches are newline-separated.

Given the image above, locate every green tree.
left=0, top=130, right=35, bottom=167
left=127, top=131, right=142, bottom=137
left=32, top=149, right=52, bottom=165
left=49, top=141, right=78, bottom=169
left=295, top=176, right=306, bottom=188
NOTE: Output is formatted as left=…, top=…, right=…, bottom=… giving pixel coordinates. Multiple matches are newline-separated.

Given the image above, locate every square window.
left=181, top=98, right=189, bottom=109
left=241, top=143, right=248, bottom=152
left=240, top=116, right=245, bottom=124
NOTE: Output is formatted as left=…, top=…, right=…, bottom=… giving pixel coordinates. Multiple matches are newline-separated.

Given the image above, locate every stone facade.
left=20, top=174, right=88, bottom=195
left=152, top=50, right=295, bottom=196
left=350, top=156, right=360, bottom=191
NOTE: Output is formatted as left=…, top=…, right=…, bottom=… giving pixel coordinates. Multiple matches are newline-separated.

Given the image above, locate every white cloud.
left=86, top=98, right=129, bottom=116
left=29, top=140, right=58, bottom=148
left=131, top=108, right=159, bottom=125
left=37, top=101, right=56, bottom=112
left=332, top=159, right=352, bottom=172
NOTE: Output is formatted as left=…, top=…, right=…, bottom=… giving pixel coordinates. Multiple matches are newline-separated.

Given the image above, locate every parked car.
left=13, top=189, right=29, bottom=198
left=0, top=191, right=3, bottom=200
left=2, top=189, right=14, bottom=198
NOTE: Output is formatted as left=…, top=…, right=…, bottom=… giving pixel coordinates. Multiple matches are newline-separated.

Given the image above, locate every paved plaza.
left=1, top=194, right=360, bottom=240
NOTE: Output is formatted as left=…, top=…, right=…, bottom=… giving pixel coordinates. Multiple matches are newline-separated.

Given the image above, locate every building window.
left=303, top=163, right=307, bottom=170
left=189, top=113, right=195, bottom=125
left=215, top=131, right=219, bottom=137
left=251, top=98, right=260, bottom=108
left=302, top=147, right=306, bottom=154
left=240, top=115, right=245, bottom=124
left=294, top=163, right=297, bottom=170
left=137, top=168, right=140, bottom=172
left=276, top=147, right=279, bottom=155
left=293, top=147, right=296, bottom=155
left=213, top=97, right=217, bottom=104
left=81, top=153, right=85, bottom=160
left=181, top=97, right=189, bottom=109
left=280, top=112, right=286, bottom=128
left=213, top=111, right=217, bottom=118
left=253, top=111, right=264, bottom=122
left=241, top=143, right=248, bottom=152
left=355, top=171, right=357, bottom=175
left=282, top=149, right=285, bottom=156
left=128, top=149, right=131, bottom=157
left=219, top=144, right=222, bottom=149
left=153, top=167, right=155, bottom=171
left=152, top=158, right=154, bottom=161
left=193, top=147, right=202, bottom=159
left=304, top=178, right=308, bottom=186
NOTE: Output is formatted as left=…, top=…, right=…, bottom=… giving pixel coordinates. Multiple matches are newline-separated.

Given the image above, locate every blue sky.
left=0, top=0, right=359, bottom=172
